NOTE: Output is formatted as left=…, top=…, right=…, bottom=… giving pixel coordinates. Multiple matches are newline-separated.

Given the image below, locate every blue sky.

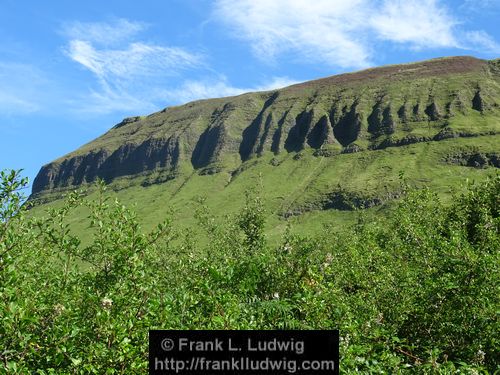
left=1, top=0, right=499, bottom=192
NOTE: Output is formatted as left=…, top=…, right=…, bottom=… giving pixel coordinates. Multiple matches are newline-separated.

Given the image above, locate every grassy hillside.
left=30, top=134, right=500, bottom=243
left=27, top=56, right=500, bottom=239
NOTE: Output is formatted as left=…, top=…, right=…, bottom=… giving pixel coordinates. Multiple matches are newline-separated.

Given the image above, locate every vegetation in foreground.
left=1, top=169, right=499, bottom=373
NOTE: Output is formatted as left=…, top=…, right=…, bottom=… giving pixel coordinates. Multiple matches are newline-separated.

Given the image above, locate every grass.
left=29, top=133, right=500, bottom=246
left=28, top=56, right=500, bottom=243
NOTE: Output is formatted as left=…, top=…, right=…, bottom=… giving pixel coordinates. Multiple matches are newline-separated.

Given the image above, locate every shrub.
left=1, top=170, right=498, bottom=373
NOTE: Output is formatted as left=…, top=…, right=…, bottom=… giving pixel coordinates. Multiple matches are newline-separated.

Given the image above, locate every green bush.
left=1, top=170, right=498, bottom=373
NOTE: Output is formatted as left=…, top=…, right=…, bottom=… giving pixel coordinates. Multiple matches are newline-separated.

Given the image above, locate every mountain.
left=30, top=56, right=500, bottom=235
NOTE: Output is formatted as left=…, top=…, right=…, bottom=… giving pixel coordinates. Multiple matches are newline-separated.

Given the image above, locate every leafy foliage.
left=1, top=170, right=499, bottom=373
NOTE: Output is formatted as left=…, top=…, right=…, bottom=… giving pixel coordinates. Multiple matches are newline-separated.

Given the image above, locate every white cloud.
left=159, top=79, right=246, bottom=103
left=69, top=83, right=159, bottom=115
left=61, top=18, right=146, bottom=45
left=255, top=76, right=300, bottom=91
left=62, top=19, right=205, bottom=114
left=464, top=30, right=500, bottom=54
left=63, top=18, right=300, bottom=114
left=66, top=40, right=203, bottom=80
left=213, top=0, right=372, bottom=69
left=156, top=76, right=300, bottom=104
left=213, top=0, right=496, bottom=69
left=370, top=0, right=458, bottom=49
left=73, top=75, right=300, bottom=115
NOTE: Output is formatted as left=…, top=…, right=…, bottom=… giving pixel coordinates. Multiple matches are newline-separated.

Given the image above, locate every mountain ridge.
left=31, top=56, right=500, bottom=203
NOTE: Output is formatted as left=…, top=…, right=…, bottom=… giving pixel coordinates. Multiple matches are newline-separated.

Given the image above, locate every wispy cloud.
left=62, top=19, right=205, bottom=114
left=157, top=76, right=299, bottom=104
left=158, top=79, right=247, bottom=104
left=461, top=0, right=498, bottom=11
left=0, top=62, right=47, bottom=115
left=67, top=82, right=159, bottom=115
left=213, top=0, right=497, bottom=69
left=63, top=18, right=301, bottom=114
left=256, top=76, right=301, bottom=91
left=66, top=40, right=203, bottom=80
left=61, top=18, right=146, bottom=46
left=213, top=0, right=372, bottom=69
left=370, top=0, right=458, bottom=49
left=0, top=91, right=39, bottom=115
left=463, top=30, right=500, bottom=54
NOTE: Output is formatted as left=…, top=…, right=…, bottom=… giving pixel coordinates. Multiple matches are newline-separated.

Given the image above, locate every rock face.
left=31, top=56, right=500, bottom=197
left=32, top=137, right=180, bottom=192
left=444, top=152, right=500, bottom=168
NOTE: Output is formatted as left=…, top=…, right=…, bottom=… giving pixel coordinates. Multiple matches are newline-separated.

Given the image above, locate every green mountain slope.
left=29, top=56, right=500, bottom=237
